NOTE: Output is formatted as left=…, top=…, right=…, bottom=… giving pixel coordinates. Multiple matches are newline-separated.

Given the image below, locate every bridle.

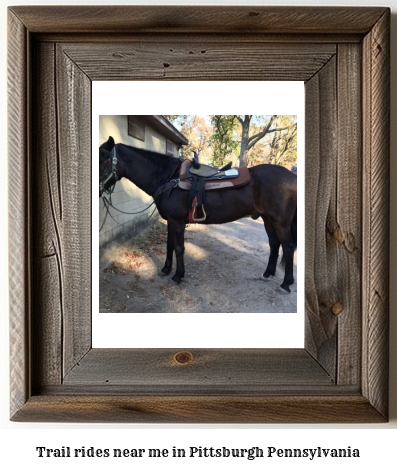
left=99, top=146, right=118, bottom=196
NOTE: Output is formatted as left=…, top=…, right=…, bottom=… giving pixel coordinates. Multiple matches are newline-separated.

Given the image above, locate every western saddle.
left=178, top=152, right=250, bottom=223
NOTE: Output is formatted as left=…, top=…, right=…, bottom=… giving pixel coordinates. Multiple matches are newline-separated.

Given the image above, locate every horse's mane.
left=119, top=144, right=181, bottom=166
left=116, top=143, right=183, bottom=184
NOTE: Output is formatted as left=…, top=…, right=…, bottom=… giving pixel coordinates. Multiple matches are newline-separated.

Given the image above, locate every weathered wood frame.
left=8, top=6, right=390, bottom=423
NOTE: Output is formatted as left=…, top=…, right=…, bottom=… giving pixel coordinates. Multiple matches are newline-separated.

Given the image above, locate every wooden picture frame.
left=8, top=6, right=390, bottom=423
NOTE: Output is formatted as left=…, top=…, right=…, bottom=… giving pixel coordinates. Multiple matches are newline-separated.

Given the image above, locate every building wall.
left=99, top=115, right=179, bottom=248
left=99, top=115, right=179, bottom=155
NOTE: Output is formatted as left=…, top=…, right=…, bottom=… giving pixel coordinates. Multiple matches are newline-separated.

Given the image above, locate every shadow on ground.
left=99, top=217, right=297, bottom=313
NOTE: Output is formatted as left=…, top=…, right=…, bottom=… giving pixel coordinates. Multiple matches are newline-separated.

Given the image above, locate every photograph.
left=98, top=114, right=298, bottom=315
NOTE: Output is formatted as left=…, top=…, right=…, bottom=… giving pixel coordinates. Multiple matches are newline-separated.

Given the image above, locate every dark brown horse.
left=99, top=136, right=297, bottom=293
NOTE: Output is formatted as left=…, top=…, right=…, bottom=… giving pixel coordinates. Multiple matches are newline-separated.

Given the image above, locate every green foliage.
left=210, top=115, right=239, bottom=166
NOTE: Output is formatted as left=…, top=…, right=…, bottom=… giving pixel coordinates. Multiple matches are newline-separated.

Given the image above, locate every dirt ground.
left=99, top=217, right=297, bottom=313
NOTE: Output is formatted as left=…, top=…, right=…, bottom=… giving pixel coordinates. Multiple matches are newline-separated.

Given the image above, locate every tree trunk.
left=238, top=116, right=251, bottom=166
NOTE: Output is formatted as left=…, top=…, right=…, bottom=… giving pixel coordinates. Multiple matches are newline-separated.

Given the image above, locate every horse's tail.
left=281, top=208, right=297, bottom=267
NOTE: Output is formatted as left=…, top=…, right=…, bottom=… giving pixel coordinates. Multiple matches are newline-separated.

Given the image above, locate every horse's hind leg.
left=160, top=223, right=174, bottom=276
left=277, top=227, right=295, bottom=293
left=261, top=218, right=280, bottom=281
left=168, top=218, right=186, bottom=284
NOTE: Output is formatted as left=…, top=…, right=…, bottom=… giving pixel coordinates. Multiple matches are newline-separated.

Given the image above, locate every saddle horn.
left=192, top=151, right=200, bottom=169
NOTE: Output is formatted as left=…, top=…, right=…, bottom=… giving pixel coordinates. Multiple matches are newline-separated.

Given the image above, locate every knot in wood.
left=174, top=351, right=194, bottom=365
left=331, top=302, right=344, bottom=316
left=333, top=225, right=344, bottom=244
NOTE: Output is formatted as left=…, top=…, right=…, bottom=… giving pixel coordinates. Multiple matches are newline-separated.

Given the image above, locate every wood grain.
left=362, top=9, right=390, bottom=419
left=31, top=42, right=92, bottom=387
left=60, top=42, right=335, bottom=82
left=304, top=43, right=364, bottom=385
left=335, top=43, right=362, bottom=386
left=56, top=45, right=92, bottom=377
left=32, top=42, right=63, bottom=388
left=12, top=396, right=385, bottom=424
left=8, top=9, right=30, bottom=419
left=304, top=57, right=338, bottom=378
left=62, top=348, right=333, bottom=391
left=9, top=6, right=387, bottom=34
left=8, top=6, right=390, bottom=423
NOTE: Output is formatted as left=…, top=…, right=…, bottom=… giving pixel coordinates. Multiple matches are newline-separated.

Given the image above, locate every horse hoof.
left=171, top=276, right=183, bottom=285
left=277, top=286, right=290, bottom=295
left=260, top=274, right=272, bottom=282
left=159, top=270, right=170, bottom=277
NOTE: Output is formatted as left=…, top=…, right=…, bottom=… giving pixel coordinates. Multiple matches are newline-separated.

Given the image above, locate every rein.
left=100, top=194, right=158, bottom=232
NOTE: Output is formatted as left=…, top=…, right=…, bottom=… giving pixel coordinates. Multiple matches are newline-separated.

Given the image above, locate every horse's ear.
left=100, top=136, right=115, bottom=151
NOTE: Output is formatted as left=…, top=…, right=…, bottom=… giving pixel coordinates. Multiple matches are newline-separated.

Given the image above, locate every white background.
left=93, top=81, right=305, bottom=348
left=1, top=0, right=396, bottom=470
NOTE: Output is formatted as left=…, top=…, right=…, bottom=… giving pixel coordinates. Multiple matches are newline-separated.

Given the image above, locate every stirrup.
left=192, top=203, right=207, bottom=222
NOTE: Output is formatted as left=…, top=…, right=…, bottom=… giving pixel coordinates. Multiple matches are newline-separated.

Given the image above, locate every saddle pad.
left=178, top=159, right=250, bottom=191
left=187, top=164, right=239, bottom=180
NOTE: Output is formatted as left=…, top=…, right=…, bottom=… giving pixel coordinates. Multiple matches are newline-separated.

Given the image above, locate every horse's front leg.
left=168, top=218, right=186, bottom=284
left=160, top=223, right=174, bottom=276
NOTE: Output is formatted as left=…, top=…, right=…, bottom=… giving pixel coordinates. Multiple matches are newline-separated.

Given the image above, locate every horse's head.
left=99, top=136, right=117, bottom=197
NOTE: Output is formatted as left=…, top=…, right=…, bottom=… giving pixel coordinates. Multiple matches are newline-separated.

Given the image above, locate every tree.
left=236, top=115, right=294, bottom=166
left=245, top=134, right=269, bottom=167
left=166, top=115, right=297, bottom=168
left=267, top=116, right=297, bottom=166
left=210, top=115, right=239, bottom=166
left=176, top=116, right=212, bottom=161
left=166, top=115, right=212, bottom=161
left=164, top=115, right=187, bottom=127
